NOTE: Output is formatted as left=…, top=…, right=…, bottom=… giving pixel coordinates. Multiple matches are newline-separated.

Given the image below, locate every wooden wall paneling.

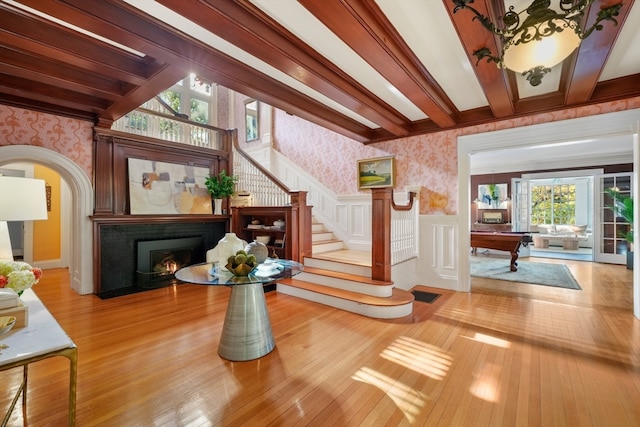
left=93, top=129, right=230, bottom=216
left=113, top=143, right=129, bottom=215
left=92, top=133, right=114, bottom=214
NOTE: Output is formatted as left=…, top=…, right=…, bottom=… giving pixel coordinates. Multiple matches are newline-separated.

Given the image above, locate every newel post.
left=290, top=191, right=312, bottom=261
left=371, top=188, right=392, bottom=282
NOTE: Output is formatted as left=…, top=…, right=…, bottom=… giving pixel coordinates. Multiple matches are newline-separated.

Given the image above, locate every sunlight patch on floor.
left=348, top=337, right=453, bottom=422
left=469, top=362, right=501, bottom=402
left=352, top=367, right=426, bottom=423
left=463, top=332, right=511, bottom=348
left=380, top=336, right=452, bottom=380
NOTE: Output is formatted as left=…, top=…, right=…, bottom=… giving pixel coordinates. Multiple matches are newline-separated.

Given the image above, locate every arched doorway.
left=0, top=145, right=94, bottom=294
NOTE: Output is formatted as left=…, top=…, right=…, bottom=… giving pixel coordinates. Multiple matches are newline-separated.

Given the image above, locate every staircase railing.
left=232, top=137, right=312, bottom=260
left=391, top=194, right=419, bottom=265
left=371, top=188, right=418, bottom=282
left=111, top=97, right=228, bottom=151
left=232, top=139, right=290, bottom=207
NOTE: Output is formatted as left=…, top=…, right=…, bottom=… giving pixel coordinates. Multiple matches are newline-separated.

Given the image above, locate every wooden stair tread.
left=312, top=238, right=342, bottom=243
left=307, top=253, right=371, bottom=268
left=301, top=266, right=390, bottom=286
left=278, top=278, right=414, bottom=306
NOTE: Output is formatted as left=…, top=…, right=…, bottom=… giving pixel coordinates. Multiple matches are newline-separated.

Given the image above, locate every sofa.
left=531, top=224, right=593, bottom=249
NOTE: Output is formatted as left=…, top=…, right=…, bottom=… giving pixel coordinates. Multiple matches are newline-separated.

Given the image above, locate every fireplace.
left=94, top=219, right=226, bottom=298
left=136, top=236, right=204, bottom=288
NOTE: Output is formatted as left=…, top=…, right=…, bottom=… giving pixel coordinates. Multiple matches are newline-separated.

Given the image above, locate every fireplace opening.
left=136, top=236, right=205, bottom=288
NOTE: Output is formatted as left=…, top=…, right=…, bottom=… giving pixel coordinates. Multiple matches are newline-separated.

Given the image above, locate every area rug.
left=470, top=257, right=582, bottom=290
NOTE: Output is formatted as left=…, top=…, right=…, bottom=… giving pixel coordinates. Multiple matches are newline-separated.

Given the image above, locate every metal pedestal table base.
left=218, top=282, right=275, bottom=361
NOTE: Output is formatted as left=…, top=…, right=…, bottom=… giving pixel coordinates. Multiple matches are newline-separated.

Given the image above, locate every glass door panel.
left=595, top=173, right=632, bottom=264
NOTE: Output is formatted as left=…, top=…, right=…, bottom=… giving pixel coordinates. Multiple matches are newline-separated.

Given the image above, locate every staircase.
left=276, top=217, right=414, bottom=319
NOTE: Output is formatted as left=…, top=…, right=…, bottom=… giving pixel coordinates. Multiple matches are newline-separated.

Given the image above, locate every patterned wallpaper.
left=0, top=105, right=93, bottom=178
left=274, top=97, right=640, bottom=214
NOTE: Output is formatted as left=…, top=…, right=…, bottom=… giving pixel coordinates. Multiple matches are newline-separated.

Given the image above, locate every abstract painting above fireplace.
left=128, top=158, right=212, bottom=215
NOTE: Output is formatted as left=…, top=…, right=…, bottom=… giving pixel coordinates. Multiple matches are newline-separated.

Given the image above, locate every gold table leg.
left=1, top=345, right=77, bottom=427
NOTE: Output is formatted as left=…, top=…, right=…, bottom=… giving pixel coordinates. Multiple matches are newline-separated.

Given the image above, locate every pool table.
left=470, top=231, right=533, bottom=272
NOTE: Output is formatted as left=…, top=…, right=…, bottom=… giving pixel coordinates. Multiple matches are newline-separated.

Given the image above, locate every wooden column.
left=290, top=191, right=312, bottom=261
left=371, top=188, right=392, bottom=282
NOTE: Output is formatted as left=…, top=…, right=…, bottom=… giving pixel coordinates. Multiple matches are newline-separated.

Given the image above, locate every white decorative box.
left=0, top=298, right=28, bottom=328
left=0, top=288, right=19, bottom=309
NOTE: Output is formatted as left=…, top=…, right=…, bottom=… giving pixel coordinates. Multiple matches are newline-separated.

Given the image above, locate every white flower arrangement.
left=0, top=260, right=42, bottom=295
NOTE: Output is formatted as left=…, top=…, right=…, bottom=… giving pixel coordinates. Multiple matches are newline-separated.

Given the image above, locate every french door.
left=511, top=178, right=530, bottom=232
left=594, top=173, right=633, bottom=265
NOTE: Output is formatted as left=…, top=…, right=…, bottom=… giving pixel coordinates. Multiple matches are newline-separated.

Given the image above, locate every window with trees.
left=530, top=182, right=576, bottom=225
left=160, top=74, right=214, bottom=125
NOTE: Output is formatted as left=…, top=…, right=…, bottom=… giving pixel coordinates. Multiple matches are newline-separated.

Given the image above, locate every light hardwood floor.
left=1, top=257, right=638, bottom=426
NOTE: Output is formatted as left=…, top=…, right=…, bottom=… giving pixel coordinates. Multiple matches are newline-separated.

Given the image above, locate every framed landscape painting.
left=357, top=156, right=395, bottom=190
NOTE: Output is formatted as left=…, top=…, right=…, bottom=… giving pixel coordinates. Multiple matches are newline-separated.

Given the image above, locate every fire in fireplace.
left=136, top=236, right=205, bottom=288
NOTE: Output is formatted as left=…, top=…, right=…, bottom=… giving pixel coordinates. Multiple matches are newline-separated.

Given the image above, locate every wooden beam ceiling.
left=0, top=0, right=637, bottom=143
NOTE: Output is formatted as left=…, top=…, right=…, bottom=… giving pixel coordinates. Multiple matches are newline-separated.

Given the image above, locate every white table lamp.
left=0, top=176, right=49, bottom=261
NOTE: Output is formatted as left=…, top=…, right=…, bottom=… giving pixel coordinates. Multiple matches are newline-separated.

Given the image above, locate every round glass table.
left=175, top=259, right=303, bottom=361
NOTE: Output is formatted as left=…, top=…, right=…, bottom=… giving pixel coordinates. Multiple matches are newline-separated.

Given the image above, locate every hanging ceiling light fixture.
left=452, top=0, right=623, bottom=86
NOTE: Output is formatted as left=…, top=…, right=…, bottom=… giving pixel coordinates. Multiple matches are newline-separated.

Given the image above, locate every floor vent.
left=411, top=290, right=441, bottom=304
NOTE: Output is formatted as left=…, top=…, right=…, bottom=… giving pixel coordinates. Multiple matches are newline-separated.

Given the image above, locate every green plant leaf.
left=205, top=170, right=238, bottom=198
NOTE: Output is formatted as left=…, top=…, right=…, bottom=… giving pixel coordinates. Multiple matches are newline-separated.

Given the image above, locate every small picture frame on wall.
left=244, top=98, right=259, bottom=142
left=357, top=156, right=395, bottom=190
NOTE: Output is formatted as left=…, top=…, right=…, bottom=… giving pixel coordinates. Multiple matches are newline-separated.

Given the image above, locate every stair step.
left=312, top=239, right=343, bottom=253
left=277, top=279, right=414, bottom=319
left=304, top=256, right=371, bottom=277
left=312, top=231, right=334, bottom=242
left=309, top=250, right=371, bottom=267
left=302, top=266, right=390, bottom=286
left=311, top=223, right=326, bottom=232
left=296, top=266, right=392, bottom=297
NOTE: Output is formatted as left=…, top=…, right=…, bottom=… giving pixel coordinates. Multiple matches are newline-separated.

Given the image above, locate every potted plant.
left=205, top=170, right=237, bottom=215
left=605, top=188, right=633, bottom=269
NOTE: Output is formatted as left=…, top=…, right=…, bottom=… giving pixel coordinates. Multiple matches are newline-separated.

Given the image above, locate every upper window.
left=160, top=74, right=215, bottom=125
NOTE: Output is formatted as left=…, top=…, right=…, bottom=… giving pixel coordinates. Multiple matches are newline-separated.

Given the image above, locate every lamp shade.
left=502, top=19, right=581, bottom=73
left=0, top=176, right=48, bottom=221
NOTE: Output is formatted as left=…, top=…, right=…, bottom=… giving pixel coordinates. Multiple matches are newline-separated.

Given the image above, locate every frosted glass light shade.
left=0, top=176, right=48, bottom=221
left=502, top=19, right=581, bottom=73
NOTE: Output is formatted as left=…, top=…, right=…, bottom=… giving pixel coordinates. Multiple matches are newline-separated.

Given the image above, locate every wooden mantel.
left=93, top=129, right=232, bottom=216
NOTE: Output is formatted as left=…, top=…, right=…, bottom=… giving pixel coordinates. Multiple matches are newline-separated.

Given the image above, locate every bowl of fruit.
left=225, top=250, right=258, bottom=276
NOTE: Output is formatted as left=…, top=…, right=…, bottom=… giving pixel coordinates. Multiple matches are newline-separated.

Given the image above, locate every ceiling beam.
left=0, top=4, right=155, bottom=82
left=53, top=0, right=375, bottom=141
left=564, top=0, right=634, bottom=104
left=300, top=0, right=458, bottom=128
left=444, top=0, right=515, bottom=119
left=154, top=0, right=412, bottom=136
left=0, top=92, right=98, bottom=122
left=0, top=47, right=133, bottom=99
left=0, top=73, right=108, bottom=112
left=99, top=64, right=190, bottom=127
